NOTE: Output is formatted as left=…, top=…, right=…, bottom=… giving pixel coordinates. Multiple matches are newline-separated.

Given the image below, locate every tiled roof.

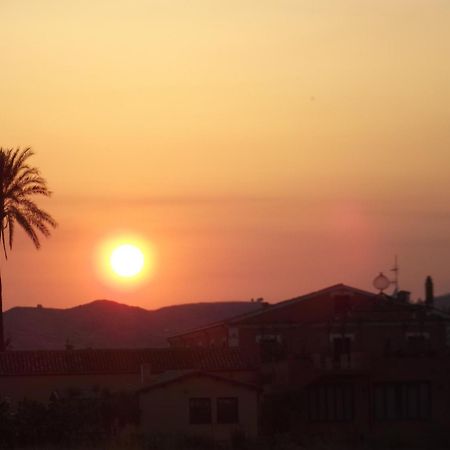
left=0, top=348, right=257, bottom=377
left=137, top=370, right=261, bottom=393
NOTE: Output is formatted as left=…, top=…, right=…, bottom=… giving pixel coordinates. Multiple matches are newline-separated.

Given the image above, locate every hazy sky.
left=1, top=0, right=450, bottom=310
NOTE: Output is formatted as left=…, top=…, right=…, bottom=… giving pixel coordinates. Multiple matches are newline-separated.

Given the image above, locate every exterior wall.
left=254, top=294, right=450, bottom=440
left=244, top=291, right=370, bottom=325
left=139, top=376, right=259, bottom=440
left=241, top=317, right=448, bottom=360
left=263, top=348, right=450, bottom=440
left=1, top=370, right=259, bottom=405
left=168, top=325, right=228, bottom=348
left=369, top=357, right=450, bottom=433
left=0, top=373, right=139, bottom=404
left=262, top=366, right=449, bottom=438
left=168, top=289, right=381, bottom=352
left=283, top=319, right=448, bottom=360
left=168, top=289, right=449, bottom=364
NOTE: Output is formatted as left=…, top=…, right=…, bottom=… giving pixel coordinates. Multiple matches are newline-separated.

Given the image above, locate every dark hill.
left=434, top=294, right=450, bottom=311
left=4, top=300, right=264, bottom=350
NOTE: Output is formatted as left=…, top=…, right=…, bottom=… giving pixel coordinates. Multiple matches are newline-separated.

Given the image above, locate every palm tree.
left=0, top=148, right=56, bottom=351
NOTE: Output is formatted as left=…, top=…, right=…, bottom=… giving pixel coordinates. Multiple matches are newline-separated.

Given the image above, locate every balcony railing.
left=312, top=352, right=369, bottom=371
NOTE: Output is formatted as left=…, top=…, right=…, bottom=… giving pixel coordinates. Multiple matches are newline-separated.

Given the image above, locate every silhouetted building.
left=138, top=370, right=260, bottom=441
left=168, top=284, right=450, bottom=441
left=0, top=348, right=258, bottom=404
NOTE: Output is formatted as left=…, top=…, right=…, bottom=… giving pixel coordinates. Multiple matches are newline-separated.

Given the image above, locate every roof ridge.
left=168, top=284, right=378, bottom=339
left=137, top=369, right=261, bottom=393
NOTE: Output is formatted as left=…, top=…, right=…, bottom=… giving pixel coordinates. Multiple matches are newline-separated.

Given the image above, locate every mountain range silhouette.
left=4, top=299, right=263, bottom=350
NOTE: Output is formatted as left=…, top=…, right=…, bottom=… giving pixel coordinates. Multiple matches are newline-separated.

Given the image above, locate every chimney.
left=425, top=276, right=434, bottom=307
left=396, top=290, right=411, bottom=304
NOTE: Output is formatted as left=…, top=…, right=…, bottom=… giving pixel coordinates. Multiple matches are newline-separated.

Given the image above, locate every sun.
left=110, top=244, right=145, bottom=277
left=96, top=234, right=155, bottom=287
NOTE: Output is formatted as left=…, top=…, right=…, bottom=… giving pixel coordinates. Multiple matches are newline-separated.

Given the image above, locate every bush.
left=0, top=390, right=139, bottom=449
left=0, top=397, right=14, bottom=448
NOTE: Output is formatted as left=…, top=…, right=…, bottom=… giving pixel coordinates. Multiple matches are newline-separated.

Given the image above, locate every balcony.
left=312, top=352, right=369, bottom=371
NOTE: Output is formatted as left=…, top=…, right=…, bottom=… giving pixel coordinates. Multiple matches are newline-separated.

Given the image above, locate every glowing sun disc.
left=110, top=244, right=145, bottom=277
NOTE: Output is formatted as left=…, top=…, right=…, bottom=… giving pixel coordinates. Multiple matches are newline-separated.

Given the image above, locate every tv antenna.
left=390, top=255, right=399, bottom=294
left=372, top=256, right=400, bottom=294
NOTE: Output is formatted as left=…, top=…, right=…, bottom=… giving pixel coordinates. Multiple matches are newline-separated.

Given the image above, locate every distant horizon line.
left=6, top=286, right=450, bottom=313
left=4, top=297, right=269, bottom=313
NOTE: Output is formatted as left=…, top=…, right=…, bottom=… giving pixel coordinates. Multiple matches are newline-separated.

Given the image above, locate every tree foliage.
left=0, top=391, right=139, bottom=448
left=0, top=147, right=56, bottom=257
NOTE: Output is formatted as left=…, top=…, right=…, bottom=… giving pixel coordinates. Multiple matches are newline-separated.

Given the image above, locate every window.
left=330, top=334, right=353, bottom=365
left=189, top=398, right=212, bottom=424
left=307, top=384, right=354, bottom=422
left=217, top=397, right=239, bottom=424
left=256, top=334, right=282, bottom=343
left=373, top=382, right=431, bottom=421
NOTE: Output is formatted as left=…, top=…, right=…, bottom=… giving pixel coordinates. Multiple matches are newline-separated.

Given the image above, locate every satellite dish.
left=373, top=272, right=390, bottom=293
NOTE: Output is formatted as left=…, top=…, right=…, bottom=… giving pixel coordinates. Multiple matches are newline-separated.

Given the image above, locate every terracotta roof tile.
left=0, top=348, right=257, bottom=376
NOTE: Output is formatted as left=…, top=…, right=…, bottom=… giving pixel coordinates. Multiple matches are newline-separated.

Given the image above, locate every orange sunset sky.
left=1, top=0, right=450, bottom=310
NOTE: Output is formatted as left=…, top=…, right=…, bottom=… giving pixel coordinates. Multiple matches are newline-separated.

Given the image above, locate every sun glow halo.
left=97, top=235, right=155, bottom=287
left=110, top=244, right=145, bottom=277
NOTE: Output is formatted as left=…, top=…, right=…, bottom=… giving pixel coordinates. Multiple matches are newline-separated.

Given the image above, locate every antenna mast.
left=391, top=255, right=399, bottom=294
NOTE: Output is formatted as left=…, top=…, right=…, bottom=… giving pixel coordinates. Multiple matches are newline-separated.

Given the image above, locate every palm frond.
left=4, top=167, right=42, bottom=192
left=13, top=200, right=57, bottom=238
left=0, top=147, right=56, bottom=254
left=10, top=206, right=41, bottom=249
left=0, top=224, right=7, bottom=259
left=10, top=148, right=34, bottom=175
left=7, top=215, right=15, bottom=250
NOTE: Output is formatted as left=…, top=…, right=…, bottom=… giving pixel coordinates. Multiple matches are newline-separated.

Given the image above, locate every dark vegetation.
left=0, top=390, right=137, bottom=449
left=4, top=299, right=263, bottom=350
left=2, top=392, right=449, bottom=450
left=434, top=293, right=450, bottom=311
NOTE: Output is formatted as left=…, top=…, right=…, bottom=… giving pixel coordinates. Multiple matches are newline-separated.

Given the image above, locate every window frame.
left=329, top=333, right=354, bottom=366
left=373, top=381, right=431, bottom=422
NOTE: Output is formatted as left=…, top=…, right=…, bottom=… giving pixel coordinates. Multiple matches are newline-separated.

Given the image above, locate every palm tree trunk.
left=0, top=272, right=4, bottom=351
